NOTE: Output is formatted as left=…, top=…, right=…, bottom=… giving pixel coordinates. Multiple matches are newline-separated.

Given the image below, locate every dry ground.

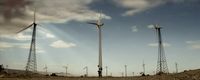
left=1, top=69, right=200, bottom=80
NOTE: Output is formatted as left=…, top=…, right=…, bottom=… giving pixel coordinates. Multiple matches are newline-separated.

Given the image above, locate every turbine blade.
left=17, top=23, right=34, bottom=33
left=100, top=23, right=104, bottom=26
left=87, top=22, right=98, bottom=25
left=33, top=8, right=36, bottom=23
left=97, top=10, right=103, bottom=25
left=37, top=24, right=44, bottom=27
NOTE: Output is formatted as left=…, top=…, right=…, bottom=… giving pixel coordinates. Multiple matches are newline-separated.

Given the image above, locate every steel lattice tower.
left=18, top=8, right=37, bottom=73
left=25, top=23, right=37, bottom=73
left=153, top=24, right=169, bottom=75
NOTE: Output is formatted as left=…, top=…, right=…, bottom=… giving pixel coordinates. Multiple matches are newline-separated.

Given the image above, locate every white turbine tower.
left=88, top=11, right=104, bottom=77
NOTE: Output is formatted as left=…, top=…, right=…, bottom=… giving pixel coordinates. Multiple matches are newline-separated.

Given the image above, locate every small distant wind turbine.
left=105, top=66, right=108, bottom=77
left=83, top=66, right=88, bottom=77
left=43, top=64, right=48, bottom=75
left=87, top=11, right=104, bottom=77
left=121, top=72, right=124, bottom=77
left=142, top=60, right=145, bottom=75
left=175, top=62, right=178, bottom=73
left=124, top=65, right=127, bottom=77
left=63, top=66, right=68, bottom=76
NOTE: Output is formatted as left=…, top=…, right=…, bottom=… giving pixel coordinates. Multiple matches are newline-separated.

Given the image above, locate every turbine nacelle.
left=87, top=11, right=104, bottom=29
left=87, top=22, right=104, bottom=29
left=153, top=24, right=162, bottom=30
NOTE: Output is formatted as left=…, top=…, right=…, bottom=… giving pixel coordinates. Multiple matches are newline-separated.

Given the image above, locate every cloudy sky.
left=0, top=0, right=200, bottom=76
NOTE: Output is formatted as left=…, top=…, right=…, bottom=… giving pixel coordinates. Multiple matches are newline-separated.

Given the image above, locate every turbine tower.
left=175, top=62, right=178, bottom=73
left=153, top=24, right=169, bottom=75
left=124, top=65, right=127, bottom=77
left=142, top=60, right=145, bottom=75
left=88, top=12, right=104, bottom=77
left=18, top=8, right=38, bottom=73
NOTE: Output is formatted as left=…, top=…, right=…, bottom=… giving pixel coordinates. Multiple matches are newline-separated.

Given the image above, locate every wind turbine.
left=142, top=60, right=145, bottom=75
left=43, top=65, right=48, bottom=75
left=124, top=65, right=127, bottom=77
left=105, top=66, right=108, bottom=77
left=121, top=72, right=124, bottom=77
left=18, top=8, right=38, bottom=73
left=87, top=11, right=104, bottom=77
left=63, top=66, right=68, bottom=77
left=43, top=64, right=48, bottom=75
left=83, top=66, right=88, bottom=77
left=152, top=24, right=169, bottom=75
left=175, top=62, right=178, bottom=73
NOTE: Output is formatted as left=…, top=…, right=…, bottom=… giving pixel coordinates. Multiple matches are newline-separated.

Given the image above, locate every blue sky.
left=0, top=0, right=200, bottom=76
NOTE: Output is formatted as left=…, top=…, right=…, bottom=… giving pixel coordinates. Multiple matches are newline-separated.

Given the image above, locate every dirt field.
left=0, top=75, right=198, bottom=80
left=1, top=69, right=200, bottom=80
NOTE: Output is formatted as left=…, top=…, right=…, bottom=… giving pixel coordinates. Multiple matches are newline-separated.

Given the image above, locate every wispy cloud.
left=186, top=41, right=200, bottom=44
left=186, top=40, right=200, bottom=49
left=190, top=45, right=200, bottom=49
left=32, top=0, right=111, bottom=23
left=0, top=0, right=111, bottom=34
left=112, top=0, right=165, bottom=16
left=131, top=26, right=138, bottom=32
left=148, top=43, right=171, bottom=47
left=0, top=32, right=32, bottom=41
left=0, top=26, right=55, bottom=53
left=0, top=26, right=55, bottom=41
left=36, top=27, right=56, bottom=39
left=171, top=0, right=200, bottom=3
left=15, top=33, right=32, bottom=41
left=17, top=43, right=46, bottom=53
left=0, top=42, right=46, bottom=53
left=45, top=33, right=55, bottom=38
left=0, top=42, right=14, bottom=48
left=112, top=0, right=199, bottom=16
left=147, top=24, right=155, bottom=29
left=50, top=40, right=76, bottom=48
